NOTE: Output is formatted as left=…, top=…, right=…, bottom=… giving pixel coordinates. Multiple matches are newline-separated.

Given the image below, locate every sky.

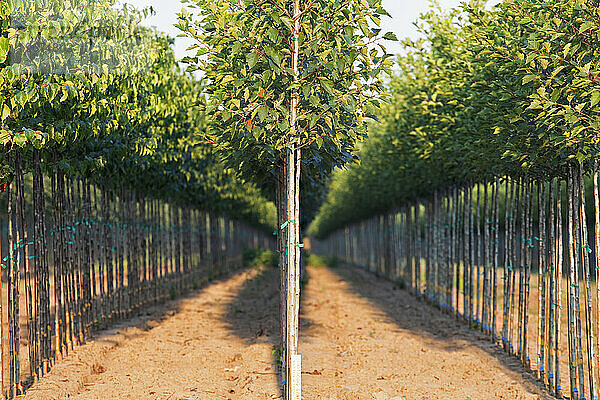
left=117, top=0, right=464, bottom=63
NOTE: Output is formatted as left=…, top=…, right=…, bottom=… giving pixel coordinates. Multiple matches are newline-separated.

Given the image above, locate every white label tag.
left=291, top=354, right=301, bottom=400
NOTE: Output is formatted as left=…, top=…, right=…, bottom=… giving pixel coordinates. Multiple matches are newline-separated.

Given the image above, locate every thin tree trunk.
left=483, top=181, right=489, bottom=332
left=476, top=183, right=481, bottom=325
left=555, top=178, right=564, bottom=398
left=572, top=167, right=585, bottom=397
left=509, top=178, right=518, bottom=355
left=492, top=176, right=499, bottom=340
left=578, top=162, right=597, bottom=399
left=283, top=0, right=301, bottom=397
left=517, top=178, right=525, bottom=361
left=548, top=179, right=556, bottom=391
left=536, top=180, right=546, bottom=380
left=595, top=161, right=600, bottom=400
left=567, top=168, right=579, bottom=398
left=502, top=178, right=511, bottom=351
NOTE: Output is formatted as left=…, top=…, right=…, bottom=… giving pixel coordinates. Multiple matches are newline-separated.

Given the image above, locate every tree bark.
left=282, top=0, right=302, bottom=398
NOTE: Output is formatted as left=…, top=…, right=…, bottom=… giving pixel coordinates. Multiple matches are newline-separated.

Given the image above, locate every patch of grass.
left=242, top=247, right=278, bottom=268
left=305, top=252, right=339, bottom=268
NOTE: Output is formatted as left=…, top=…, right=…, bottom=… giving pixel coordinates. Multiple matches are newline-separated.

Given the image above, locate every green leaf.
left=320, top=80, right=334, bottom=96
left=13, top=133, right=26, bottom=147
left=16, top=91, right=27, bottom=108
left=591, top=91, right=600, bottom=108
left=251, top=126, right=261, bottom=140
left=258, top=105, right=268, bottom=122
left=581, top=62, right=592, bottom=76
left=267, top=27, right=279, bottom=43
left=376, top=6, right=391, bottom=18
left=522, top=75, right=537, bottom=85
left=265, top=47, right=281, bottom=67
left=551, top=65, right=566, bottom=78
left=383, top=32, right=398, bottom=41
left=309, top=114, right=320, bottom=128
left=280, top=16, right=294, bottom=32
left=246, top=53, right=258, bottom=69
left=0, top=37, right=8, bottom=63
left=580, top=21, right=594, bottom=33
left=1, top=104, right=9, bottom=122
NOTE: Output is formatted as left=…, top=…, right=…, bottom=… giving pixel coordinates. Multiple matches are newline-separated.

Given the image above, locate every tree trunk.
left=282, top=0, right=301, bottom=398
left=283, top=146, right=301, bottom=400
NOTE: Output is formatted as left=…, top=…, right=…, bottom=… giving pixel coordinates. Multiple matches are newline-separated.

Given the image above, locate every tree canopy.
left=309, top=0, right=600, bottom=238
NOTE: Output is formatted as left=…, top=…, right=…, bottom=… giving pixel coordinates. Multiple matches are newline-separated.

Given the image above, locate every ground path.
left=22, top=264, right=552, bottom=400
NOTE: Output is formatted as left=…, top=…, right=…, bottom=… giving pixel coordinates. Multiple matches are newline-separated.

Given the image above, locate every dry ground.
left=21, top=264, right=553, bottom=400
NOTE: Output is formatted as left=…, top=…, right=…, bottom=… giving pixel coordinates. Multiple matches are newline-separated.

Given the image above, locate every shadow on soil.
left=83, top=279, right=212, bottom=348
left=222, top=264, right=313, bottom=399
left=325, top=263, right=552, bottom=399
left=80, top=268, right=233, bottom=353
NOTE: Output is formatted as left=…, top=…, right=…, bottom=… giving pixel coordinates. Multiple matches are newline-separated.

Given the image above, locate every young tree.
left=177, top=0, right=394, bottom=397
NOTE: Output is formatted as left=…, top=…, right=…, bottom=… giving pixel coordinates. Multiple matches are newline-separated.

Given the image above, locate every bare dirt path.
left=22, top=264, right=552, bottom=400
left=300, top=265, right=551, bottom=400
left=22, top=268, right=282, bottom=400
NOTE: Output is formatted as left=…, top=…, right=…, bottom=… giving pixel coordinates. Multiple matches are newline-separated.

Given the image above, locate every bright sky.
left=117, top=0, right=464, bottom=62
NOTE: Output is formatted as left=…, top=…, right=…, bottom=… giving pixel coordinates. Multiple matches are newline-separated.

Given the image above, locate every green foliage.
left=242, top=246, right=278, bottom=268
left=1, top=0, right=156, bottom=150
left=305, top=252, right=338, bottom=268
left=0, top=0, right=276, bottom=230
left=177, top=0, right=395, bottom=191
left=309, top=0, right=600, bottom=238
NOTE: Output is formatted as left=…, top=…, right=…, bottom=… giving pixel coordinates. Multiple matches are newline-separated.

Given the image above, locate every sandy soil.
left=21, top=264, right=553, bottom=400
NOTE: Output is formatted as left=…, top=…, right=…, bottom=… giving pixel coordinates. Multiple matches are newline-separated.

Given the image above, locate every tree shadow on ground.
left=82, top=279, right=208, bottom=348
left=222, top=265, right=313, bottom=399
left=76, top=271, right=235, bottom=355
left=325, top=263, right=551, bottom=398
